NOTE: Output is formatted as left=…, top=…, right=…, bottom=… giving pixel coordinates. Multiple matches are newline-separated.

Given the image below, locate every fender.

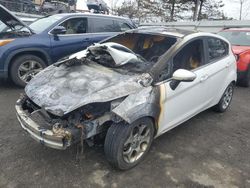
left=4, top=47, right=53, bottom=74
left=112, top=87, right=161, bottom=125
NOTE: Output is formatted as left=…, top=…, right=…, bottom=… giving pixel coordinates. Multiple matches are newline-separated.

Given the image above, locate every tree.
left=181, top=0, right=224, bottom=21
left=197, top=0, right=224, bottom=20
left=115, top=0, right=167, bottom=22
left=115, top=0, right=225, bottom=22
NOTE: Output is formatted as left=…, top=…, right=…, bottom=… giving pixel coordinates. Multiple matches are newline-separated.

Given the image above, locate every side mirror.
left=170, top=69, right=196, bottom=90
left=51, top=26, right=66, bottom=35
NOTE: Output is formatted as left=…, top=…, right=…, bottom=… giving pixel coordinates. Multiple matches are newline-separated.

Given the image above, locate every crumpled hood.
left=25, top=62, right=144, bottom=116
left=232, top=45, right=250, bottom=55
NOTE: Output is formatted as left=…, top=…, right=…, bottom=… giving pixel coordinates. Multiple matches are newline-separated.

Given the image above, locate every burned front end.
left=15, top=32, right=178, bottom=150
left=16, top=94, right=118, bottom=150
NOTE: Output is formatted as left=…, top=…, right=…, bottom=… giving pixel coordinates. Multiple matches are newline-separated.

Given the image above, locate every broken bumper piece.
left=16, top=104, right=72, bottom=150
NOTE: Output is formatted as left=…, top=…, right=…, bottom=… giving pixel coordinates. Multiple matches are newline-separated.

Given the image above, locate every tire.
left=213, top=83, right=234, bottom=113
left=238, top=67, right=250, bottom=87
left=104, top=117, right=154, bottom=170
left=10, top=55, right=46, bottom=87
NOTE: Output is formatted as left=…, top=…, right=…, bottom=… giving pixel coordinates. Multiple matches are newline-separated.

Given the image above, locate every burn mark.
left=17, top=32, right=179, bottom=149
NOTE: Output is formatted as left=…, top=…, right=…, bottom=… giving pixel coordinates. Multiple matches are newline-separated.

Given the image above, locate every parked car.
left=218, top=28, right=250, bottom=87
left=0, top=5, right=136, bottom=87
left=0, top=0, right=37, bottom=14
left=87, top=0, right=109, bottom=14
left=39, top=1, right=68, bottom=15
left=16, top=27, right=236, bottom=170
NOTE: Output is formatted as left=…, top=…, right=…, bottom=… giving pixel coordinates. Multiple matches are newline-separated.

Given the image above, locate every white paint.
left=157, top=32, right=237, bottom=137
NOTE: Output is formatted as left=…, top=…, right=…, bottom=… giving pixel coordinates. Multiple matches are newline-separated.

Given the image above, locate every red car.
left=218, top=28, right=250, bottom=87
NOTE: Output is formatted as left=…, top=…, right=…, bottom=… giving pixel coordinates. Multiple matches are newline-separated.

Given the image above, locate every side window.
left=207, top=37, right=229, bottom=61
left=59, top=17, right=87, bottom=34
left=91, top=18, right=116, bottom=32
left=113, top=20, right=132, bottom=32
left=173, top=39, right=204, bottom=72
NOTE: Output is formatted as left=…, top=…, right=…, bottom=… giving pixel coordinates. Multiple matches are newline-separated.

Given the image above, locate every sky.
left=223, top=0, right=250, bottom=20
left=77, top=0, right=250, bottom=20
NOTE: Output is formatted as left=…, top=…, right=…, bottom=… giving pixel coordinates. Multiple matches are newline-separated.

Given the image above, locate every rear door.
left=50, top=16, right=93, bottom=62
left=201, top=37, right=232, bottom=104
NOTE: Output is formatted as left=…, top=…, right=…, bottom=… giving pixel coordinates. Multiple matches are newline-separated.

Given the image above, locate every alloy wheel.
left=18, top=60, right=43, bottom=83
left=222, top=85, right=233, bottom=110
left=123, top=124, right=151, bottom=163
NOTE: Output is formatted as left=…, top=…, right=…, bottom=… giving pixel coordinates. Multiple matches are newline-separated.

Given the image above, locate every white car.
left=16, top=27, right=237, bottom=170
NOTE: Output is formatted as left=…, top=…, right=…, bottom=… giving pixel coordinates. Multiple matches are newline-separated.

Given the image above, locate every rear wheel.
left=213, top=83, right=234, bottom=113
left=10, top=55, right=46, bottom=87
left=238, top=67, right=250, bottom=87
left=104, top=117, right=154, bottom=170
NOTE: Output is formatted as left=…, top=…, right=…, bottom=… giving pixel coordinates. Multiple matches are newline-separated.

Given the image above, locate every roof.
left=52, top=12, right=131, bottom=21
left=131, top=26, right=197, bottom=38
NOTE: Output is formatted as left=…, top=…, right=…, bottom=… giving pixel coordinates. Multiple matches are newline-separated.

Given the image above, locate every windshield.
left=218, top=31, right=250, bottom=46
left=63, top=33, right=177, bottom=75
left=29, top=15, right=63, bottom=33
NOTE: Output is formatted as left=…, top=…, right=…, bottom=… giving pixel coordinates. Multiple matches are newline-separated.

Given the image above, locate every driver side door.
left=50, top=17, right=92, bottom=62
left=157, top=38, right=211, bottom=135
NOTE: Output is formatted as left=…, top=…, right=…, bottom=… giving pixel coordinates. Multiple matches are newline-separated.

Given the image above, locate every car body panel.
left=25, top=61, right=144, bottom=116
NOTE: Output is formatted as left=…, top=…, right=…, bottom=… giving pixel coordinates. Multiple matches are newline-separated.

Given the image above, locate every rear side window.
left=113, top=20, right=132, bottom=32
left=90, top=18, right=116, bottom=32
left=207, top=37, right=229, bottom=61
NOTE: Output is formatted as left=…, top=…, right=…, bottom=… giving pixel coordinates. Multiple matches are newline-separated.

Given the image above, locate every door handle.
left=200, top=75, right=208, bottom=82
left=226, top=62, right=230, bottom=68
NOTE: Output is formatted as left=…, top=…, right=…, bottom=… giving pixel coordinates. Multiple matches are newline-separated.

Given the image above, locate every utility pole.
left=239, top=0, right=243, bottom=20
left=193, top=0, right=200, bottom=21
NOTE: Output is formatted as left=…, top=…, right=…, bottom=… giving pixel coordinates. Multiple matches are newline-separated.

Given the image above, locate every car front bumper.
left=16, top=103, right=72, bottom=150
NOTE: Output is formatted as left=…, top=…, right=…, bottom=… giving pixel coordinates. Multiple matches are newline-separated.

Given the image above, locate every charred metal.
left=16, top=31, right=180, bottom=150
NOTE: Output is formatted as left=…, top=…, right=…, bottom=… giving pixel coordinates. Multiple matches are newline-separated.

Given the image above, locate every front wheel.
left=10, top=55, right=46, bottom=87
left=104, top=117, right=154, bottom=170
left=213, top=83, right=234, bottom=113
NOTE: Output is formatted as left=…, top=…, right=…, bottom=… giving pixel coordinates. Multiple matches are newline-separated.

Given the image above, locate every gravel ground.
left=0, top=80, right=249, bottom=188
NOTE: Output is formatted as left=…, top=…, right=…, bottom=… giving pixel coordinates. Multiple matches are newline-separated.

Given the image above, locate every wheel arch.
left=5, top=48, right=52, bottom=77
left=113, top=103, right=160, bottom=137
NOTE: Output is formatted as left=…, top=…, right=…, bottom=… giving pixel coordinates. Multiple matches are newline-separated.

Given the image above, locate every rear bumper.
left=16, top=103, right=72, bottom=150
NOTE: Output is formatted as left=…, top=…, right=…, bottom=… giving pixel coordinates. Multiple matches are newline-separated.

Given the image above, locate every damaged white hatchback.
left=16, top=27, right=237, bottom=170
